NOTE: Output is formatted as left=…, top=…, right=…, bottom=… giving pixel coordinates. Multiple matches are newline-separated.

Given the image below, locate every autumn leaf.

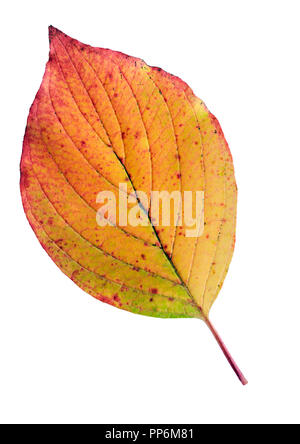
left=20, top=26, right=247, bottom=385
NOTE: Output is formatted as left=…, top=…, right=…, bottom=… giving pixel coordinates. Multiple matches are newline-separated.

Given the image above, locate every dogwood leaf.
left=20, top=27, right=247, bottom=384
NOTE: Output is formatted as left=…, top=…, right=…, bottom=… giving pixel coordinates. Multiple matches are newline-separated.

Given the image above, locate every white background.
left=1, top=0, right=299, bottom=424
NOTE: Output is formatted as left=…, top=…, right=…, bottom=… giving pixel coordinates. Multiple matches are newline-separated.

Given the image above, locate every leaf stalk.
left=205, top=318, right=248, bottom=386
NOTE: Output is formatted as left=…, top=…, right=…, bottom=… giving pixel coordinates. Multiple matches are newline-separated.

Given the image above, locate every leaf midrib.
left=51, top=34, right=205, bottom=318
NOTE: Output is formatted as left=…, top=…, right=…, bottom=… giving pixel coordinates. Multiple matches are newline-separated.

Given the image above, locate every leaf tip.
left=48, top=25, right=61, bottom=43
